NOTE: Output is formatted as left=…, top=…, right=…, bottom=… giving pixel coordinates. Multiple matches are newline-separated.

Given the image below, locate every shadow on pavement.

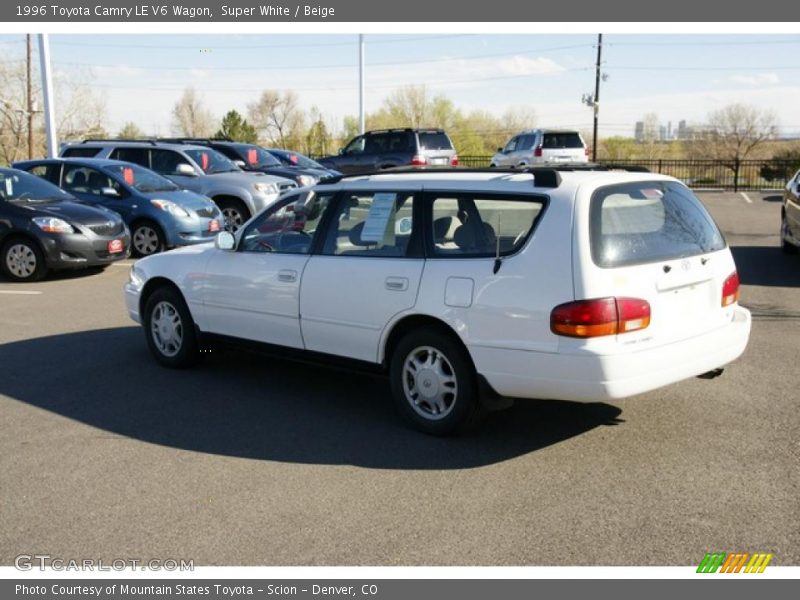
left=0, top=327, right=623, bottom=470
left=761, top=195, right=783, bottom=203
left=731, top=245, right=800, bottom=288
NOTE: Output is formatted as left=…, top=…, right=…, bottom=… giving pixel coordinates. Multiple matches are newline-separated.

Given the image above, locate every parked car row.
left=0, top=127, right=587, bottom=282
left=0, top=167, right=130, bottom=281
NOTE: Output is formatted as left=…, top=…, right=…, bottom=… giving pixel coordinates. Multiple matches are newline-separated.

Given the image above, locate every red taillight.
left=550, top=297, right=651, bottom=338
left=450, top=154, right=459, bottom=166
left=534, top=146, right=543, bottom=157
left=410, top=155, right=427, bottom=166
left=585, top=146, right=590, bottom=157
left=722, top=272, right=740, bottom=307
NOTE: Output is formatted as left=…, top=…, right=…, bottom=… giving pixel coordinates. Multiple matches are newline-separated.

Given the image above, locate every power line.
left=609, top=39, right=800, bottom=47
left=48, top=43, right=591, bottom=72
left=49, top=34, right=478, bottom=50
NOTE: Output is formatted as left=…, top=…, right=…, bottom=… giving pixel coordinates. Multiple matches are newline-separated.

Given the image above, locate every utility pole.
left=358, top=34, right=365, bottom=135
left=592, top=33, right=602, bottom=162
left=26, top=34, right=34, bottom=159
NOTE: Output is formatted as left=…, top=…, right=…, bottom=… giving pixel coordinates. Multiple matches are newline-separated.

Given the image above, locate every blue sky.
left=1, top=33, right=798, bottom=138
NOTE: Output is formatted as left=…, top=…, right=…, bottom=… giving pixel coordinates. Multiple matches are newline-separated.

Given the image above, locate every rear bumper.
left=472, top=305, right=752, bottom=402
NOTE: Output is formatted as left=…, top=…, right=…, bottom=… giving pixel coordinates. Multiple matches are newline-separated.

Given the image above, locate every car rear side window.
left=62, top=147, right=102, bottom=158
left=590, top=181, right=726, bottom=268
left=109, top=147, right=150, bottom=166
left=542, top=133, right=583, bottom=149
left=418, top=132, right=453, bottom=150
left=430, top=194, right=545, bottom=257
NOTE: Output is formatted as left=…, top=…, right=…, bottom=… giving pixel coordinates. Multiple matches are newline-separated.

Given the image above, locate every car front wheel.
left=1, top=237, right=47, bottom=282
left=143, top=286, right=199, bottom=368
left=389, top=330, right=482, bottom=435
left=132, top=221, right=165, bottom=257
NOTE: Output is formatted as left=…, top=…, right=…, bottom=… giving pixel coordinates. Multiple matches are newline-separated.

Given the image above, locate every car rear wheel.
left=1, top=237, right=47, bottom=282
left=131, top=222, right=165, bottom=257
left=389, top=330, right=482, bottom=435
left=143, top=287, right=199, bottom=368
left=781, top=212, right=798, bottom=254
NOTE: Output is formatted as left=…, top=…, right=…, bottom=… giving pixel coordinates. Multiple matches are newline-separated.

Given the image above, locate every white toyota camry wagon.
left=125, top=167, right=751, bottom=435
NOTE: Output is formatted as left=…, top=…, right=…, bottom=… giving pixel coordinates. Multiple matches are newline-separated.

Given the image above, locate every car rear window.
left=61, top=147, right=102, bottom=158
left=418, top=132, right=453, bottom=150
left=590, top=181, right=726, bottom=268
left=542, top=133, right=584, bottom=149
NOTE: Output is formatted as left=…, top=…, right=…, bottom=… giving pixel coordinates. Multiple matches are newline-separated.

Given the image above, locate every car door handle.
left=278, top=269, right=298, bottom=283
left=385, top=277, right=408, bottom=291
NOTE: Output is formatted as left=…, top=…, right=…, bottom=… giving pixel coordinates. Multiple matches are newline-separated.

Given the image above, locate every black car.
left=161, top=139, right=335, bottom=189
left=0, top=167, right=130, bottom=282
left=265, top=148, right=342, bottom=179
left=317, top=128, right=459, bottom=174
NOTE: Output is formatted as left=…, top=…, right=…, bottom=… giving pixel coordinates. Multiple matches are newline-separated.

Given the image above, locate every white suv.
left=491, top=129, right=589, bottom=168
left=124, top=168, right=751, bottom=435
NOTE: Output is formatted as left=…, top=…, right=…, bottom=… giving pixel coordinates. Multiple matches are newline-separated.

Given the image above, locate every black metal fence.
left=454, top=157, right=799, bottom=191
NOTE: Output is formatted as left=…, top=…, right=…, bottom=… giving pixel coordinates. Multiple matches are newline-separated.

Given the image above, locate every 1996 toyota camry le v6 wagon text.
left=124, top=168, right=751, bottom=435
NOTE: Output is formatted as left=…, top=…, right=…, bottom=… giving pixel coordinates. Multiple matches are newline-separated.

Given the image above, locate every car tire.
left=143, top=286, right=200, bottom=368
left=131, top=221, right=165, bottom=257
left=781, top=212, right=798, bottom=255
left=1, top=236, right=48, bottom=282
left=216, top=198, right=249, bottom=232
left=389, top=330, right=483, bottom=436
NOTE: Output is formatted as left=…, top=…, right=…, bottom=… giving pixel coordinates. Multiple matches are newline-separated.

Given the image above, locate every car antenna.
left=492, top=215, right=502, bottom=274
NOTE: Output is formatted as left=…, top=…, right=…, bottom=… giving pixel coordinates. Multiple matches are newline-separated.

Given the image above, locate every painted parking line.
left=0, top=290, right=42, bottom=295
left=740, top=192, right=753, bottom=204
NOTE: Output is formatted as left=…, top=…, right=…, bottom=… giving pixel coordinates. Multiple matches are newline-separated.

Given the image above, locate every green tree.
left=214, top=110, right=257, bottom=143
left=118, top=121, right=145, bottom=139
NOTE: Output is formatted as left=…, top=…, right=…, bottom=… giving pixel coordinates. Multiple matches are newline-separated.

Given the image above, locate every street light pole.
left=37, top=34, right=57, bottom=158
left=592, top=33, right=602, bottom=162
left=358, top=34, right=365, bottom=135
left=26, top=34, right=34, bottom=159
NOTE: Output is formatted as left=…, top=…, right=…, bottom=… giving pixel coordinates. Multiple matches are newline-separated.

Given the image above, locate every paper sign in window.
left=201, top=153, right=209, bottom=171
left=247, top=149, right=258, bottom=165
left=5, top=178, right=12, bottom=197
left=360, top=193, right=397, bottom=243
left=123, top=167, right=135, bottom=185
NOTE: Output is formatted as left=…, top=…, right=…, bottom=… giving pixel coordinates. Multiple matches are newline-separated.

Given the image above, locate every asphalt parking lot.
left=1, top=191, right=798, bottom=566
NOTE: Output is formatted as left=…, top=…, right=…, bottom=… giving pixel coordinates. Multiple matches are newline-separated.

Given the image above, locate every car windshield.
left=103, top=164, right=179, bottom=193
left=270, top=149, right=325, bottom=170
left=0, top=169, right=71, bottom=203
left=184, top=148, right=240, bottom=174
left=235, top=145, right=281, bottom=168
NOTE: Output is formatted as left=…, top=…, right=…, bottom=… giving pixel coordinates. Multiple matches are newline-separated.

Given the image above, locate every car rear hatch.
left=417, top=130, right=456, bottom=165
left=570, top=179, right=738, bottom=351
left=540, top=132, right=587, bottom=163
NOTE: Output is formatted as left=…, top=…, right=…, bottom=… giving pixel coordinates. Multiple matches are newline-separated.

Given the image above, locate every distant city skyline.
left=1, top=33, right=798, bottom=139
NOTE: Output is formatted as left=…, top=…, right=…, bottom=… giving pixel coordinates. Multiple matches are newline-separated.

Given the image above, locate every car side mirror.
left=233, top=160, right=246, bottom=168
left=176, top=163, right=197, bottom=176
left=214, top=231, right=235, bottom=251
left=497, top=147, right=503, bottom=153
left=101, top=187, right=120, bottom=197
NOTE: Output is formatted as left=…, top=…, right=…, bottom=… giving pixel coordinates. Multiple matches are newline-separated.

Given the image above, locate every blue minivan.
left=15, top=158, right=223, bottom=256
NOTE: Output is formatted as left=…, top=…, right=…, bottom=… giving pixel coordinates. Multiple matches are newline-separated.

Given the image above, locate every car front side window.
left=321, top=191, right=416, bottom=257
left=240, top=192, right=332, bottom=254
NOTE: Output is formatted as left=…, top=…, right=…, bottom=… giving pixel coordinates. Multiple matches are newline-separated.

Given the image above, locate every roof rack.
left=319, top=166, right=564, bottom=188
left=81, top=138, right=159, bottom=145
left=157, top=137, right=234, bottom=145
left=319, top=162, right=651, bottom=189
